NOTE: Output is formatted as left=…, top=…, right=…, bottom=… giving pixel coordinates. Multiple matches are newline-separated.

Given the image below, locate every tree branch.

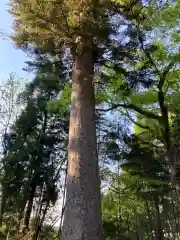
left=137, top=23, right=161, bottom=77
left=124, top=109, right=153, bottom=131
left=158, top=60, right=176, bottom=90
left=98, top=103, right=161, bottom=121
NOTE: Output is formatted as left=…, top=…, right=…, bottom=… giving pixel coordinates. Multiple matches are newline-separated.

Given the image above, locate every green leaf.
left=129, top=89, right=158, bottom=106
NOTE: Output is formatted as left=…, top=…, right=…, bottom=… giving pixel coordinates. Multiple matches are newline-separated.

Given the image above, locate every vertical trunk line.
left=154, top=196, right=163, bottom=240
left=24, top=180, right=36, bottom=229
left=61, top=48, right=103, bottom=240
left=145, top=200, right=154, bottom=240
left=158, top=86, right=180, bottom=202
left=0, top=191, right=6, bottom=226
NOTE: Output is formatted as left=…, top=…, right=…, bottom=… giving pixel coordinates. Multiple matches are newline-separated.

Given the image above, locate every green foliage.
left=48, top=84, right=71, bottom=114
left=1, top=0, right=180, bottom=239
left=102, top=173, right=150, bottom=240
left=9, top=0, right=109, bottom=52
left=130, top=89, right=158, bottom=106
left=0, top=58, right=68, bottom=237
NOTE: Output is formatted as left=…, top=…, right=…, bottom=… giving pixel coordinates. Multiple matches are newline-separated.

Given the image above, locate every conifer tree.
left=0, top=58, right=68, bottom=238
left=8, top=1, right=111, bottom=239
left=8, top=0, right=156, bottom=239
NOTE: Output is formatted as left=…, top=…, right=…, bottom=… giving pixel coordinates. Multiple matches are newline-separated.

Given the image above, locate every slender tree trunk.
left=24, top=180, right=36, bottom=229
left=158, top=79, right=180, bottom=202
left=18, top=203, right=26, bottom=233
left=18, top=181, right=30, bottom=232
left=0, top=191, right=6, bottom=226
left=32, top=201, right=49, bottom=240
left=61, top=48, right=103, bottom=240
left=154, top=196, right=163, bottom=240
left=136, top=217, right=139, bottom=240
left=58, top=166, right=67, bottom=237
left=145, top=200, right=154, bottom=240
left=170, top=191, right=180, bottom=235
left=167, top=215, right=176, bottom=240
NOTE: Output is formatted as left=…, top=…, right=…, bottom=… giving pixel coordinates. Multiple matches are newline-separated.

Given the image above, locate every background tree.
left=0, top=58, right=68, bottom=239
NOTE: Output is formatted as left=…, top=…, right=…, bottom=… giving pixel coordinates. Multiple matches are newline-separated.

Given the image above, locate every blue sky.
left=0, top=0, right=32, bottom=82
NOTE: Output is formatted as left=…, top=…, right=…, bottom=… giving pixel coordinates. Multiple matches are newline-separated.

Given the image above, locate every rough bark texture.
left=61, top=48, right=103, bottom=240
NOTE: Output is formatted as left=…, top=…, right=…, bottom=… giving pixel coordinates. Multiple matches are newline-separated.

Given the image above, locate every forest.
left=0, top=0, right=179, bottom=239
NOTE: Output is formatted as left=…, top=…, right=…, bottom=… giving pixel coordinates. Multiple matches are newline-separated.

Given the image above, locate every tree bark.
left=157, top=76, right=180, bottom=203
left=0, top=191, right=6, bottom=226
left=61, top=48, right=103, bottom=240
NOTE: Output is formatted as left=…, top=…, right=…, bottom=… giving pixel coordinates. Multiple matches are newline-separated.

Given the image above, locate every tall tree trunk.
left=167, top=215, right=176, bottom=240
left=24, top=180, right=36, bottom=229
left=32, top=201, right=49, bottom=240
left=18, top=181, right=30, bottom=232
left=170, top=191, right=180, bottom=234
left=61, top=48, right=103, bottom=240
left=157, top=74, right=180, bottom=202
left=0, top=191, right=6, bottom=226
left=18, top=200, right=27, bottom=233
left=154, top=196, right=163, bottom=240
left=145, top=200, right=154, bottom=240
